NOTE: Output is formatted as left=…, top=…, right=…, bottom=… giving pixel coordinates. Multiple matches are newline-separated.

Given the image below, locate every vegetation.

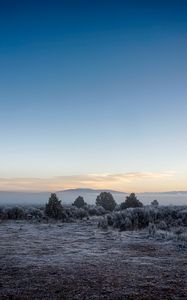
left=0, top=201, right=107, bottom=223
left=0, top=192, right=186, bottom=244
left=72, top=196, right=86, bottom=208
left=45, top=193, right=64, bottom=219
left=151, top=199, right=159, bottom=207
left=96, top=192, right=116, bottom=211
left=6, top=207, right=25, bottom=220
left=98, top=205, right=187, bottom=235
left=120, top=193, right=143, bottom=209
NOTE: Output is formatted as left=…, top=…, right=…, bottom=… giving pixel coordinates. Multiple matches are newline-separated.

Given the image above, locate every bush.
left=73, top=207, right=88, bottom=220
left=120, top=193, right=143, bottom=210
left=0, top=207, right=8, bottom=220
left=87, top=205, right=106, bottom=216
left=26, top=207, right=44, bottom=220
left=96, top=192, right=116, bottom=211
left=100, top=205, right=187, bottom=232
left=120, top=217, right=132, bottom=231
left=148, top=223, right=156, bottom=237
left=7, top=207, right=25, bottom=220
left=177, top=209, right=187, bottom=226
left=98, top=218, right=108, bottom=229
left=157, top=220, right=167, bottom=230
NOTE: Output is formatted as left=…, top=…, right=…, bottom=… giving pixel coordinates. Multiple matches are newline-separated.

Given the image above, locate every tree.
left=120, top=193, right=143, bottom=210
left=45, top=193, right=63, bottom=219
left=151, top=199, right=159, bottom=207
left=73, top=196, right=86, bottom=208
left=96, top=192, right=116, bottom=211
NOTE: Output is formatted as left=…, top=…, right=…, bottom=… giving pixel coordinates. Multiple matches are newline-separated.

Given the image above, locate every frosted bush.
left=155, top=229, right=168, bottom=240
left=87, top=205, right=106, bottom=216
left=6, top=207, right=25, bottom=220
left=112, top=212, right=123, bottom=228
left=107, top=214, right=114, bottom=226
left=120, top=217, right=132, bottom=231
left=98, top=217, right=108, bottom=229
left=174, top=227, right=185, bottom=240
left=157, top=220, right=167, bottom=230
left=179, top=231, right=187, bottom=242
left=148, top=223, right=156, bottom=238
left=100, top=205, right=187, bottom=232
left=177, top=209, right=187, bottom=226
left=0, top=207, right=8, bottom=220
left=74, top=208, right=88, bottom=220
left=26, top=207, right=44, bottom=220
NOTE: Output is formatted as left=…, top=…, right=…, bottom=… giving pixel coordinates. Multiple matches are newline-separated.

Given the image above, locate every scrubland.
left=0, top=203, right=186, bottom=299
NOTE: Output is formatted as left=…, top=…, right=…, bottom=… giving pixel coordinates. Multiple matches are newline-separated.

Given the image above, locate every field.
left=0, top=218, right=187, bottom=300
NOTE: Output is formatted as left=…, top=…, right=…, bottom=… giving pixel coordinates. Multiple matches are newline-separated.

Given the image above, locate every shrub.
left=120, top=217, right=132, bottom=231
left=74, top=207, right=88, bottom=220
left=148, top=223, right=156, bottom=237
left=177, top=209, right=187, bottom=226
left=87, top=205, right=105, bottom=216
left=7, top=207, right=25, bottom=220
left=99, top=205, right=187, bottom=232
left=157, top=220, right=167, bottom=230
left=26, top=207, right=44, bottom=220
left=0, top=207, right=8, bottom=220
left=98, top=218, right=108, bottom=229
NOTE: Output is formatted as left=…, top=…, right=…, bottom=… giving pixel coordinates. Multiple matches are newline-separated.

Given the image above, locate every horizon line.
left=0, top=188, right=187, bottom=194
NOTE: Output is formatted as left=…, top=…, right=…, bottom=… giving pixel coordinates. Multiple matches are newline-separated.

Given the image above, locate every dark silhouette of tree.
left=151, top=199, right=159, bottom=207
left=96, top=192, right=116, bottom=211
left=73, top=196, right=86, bottom=208
left=120, top=193, right=143, bottom=210
left=45, top=193, right=63, bottom=219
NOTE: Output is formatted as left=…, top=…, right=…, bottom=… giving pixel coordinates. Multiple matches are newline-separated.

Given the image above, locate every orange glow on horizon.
left=0, top=171, right=186, bottom=193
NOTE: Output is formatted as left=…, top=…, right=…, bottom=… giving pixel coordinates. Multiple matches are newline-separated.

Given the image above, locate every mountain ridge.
left=58, top=188, right=126, bottom=194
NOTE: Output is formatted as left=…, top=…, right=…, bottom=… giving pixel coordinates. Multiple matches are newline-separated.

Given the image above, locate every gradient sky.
left=0, top=1, right=187, bottom=192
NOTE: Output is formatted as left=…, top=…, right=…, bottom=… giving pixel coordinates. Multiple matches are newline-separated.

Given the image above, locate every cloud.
left=0, top=171, right=176, bottom=192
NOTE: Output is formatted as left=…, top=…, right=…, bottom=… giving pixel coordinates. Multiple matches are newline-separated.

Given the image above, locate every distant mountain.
left=58, top=188, right=126, bottom=194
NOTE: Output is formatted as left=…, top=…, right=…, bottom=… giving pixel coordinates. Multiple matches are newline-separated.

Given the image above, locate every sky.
left=0, top=0, right=187, bottom=192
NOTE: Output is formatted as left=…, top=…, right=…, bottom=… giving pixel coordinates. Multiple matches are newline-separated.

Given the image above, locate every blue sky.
left=0, top=1, right=187, bottom=191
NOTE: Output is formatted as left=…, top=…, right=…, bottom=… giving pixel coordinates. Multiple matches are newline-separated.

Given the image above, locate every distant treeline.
left=0, top=192, right=147, bottom=221
left=0, top=193, right=187, bottom=236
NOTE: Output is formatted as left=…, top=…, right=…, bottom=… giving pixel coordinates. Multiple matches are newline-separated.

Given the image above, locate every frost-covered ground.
left=0, top=219, right=187, bottom=299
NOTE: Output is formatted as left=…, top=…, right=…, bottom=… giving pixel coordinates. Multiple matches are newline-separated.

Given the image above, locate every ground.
left=0, top=219, right=186, bottom=300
